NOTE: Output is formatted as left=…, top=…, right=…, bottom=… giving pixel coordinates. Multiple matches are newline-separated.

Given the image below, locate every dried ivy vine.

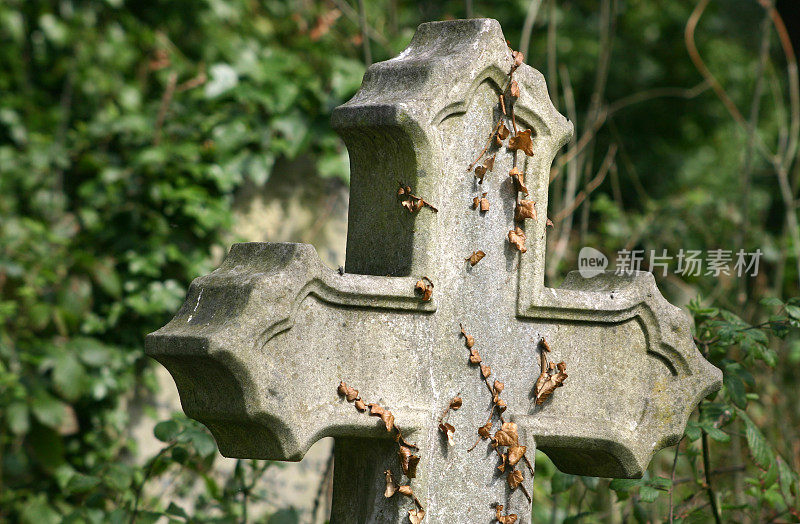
left=337, top=381, right=426, bottom=523
left=362, top=44, right=570, bottom=523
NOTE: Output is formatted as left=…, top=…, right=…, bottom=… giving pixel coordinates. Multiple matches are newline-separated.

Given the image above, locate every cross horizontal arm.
left=146, top=242, right=434, bottom=460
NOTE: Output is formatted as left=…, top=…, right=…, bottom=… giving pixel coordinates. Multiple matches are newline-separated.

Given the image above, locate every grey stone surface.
left=146, top=18, right=722, bottom=523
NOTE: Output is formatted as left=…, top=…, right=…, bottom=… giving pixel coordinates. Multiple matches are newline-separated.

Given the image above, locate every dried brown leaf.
left=501, top=422, right=518, bottom=435
left=408, top=507, right=425, bottom=524
left=460, top=324, right=475, bottom=349
left=469, top=348, right=482, bottom=364
left=480, top=363, right=492, bottom=378
left=478, top=420, right=493, bottom=439
left=467, top=250, right=486, bottom=266
left=514, top=200, right=536, bottom=222
left=479, top=193, right=490, bottom=212
left=510, top=79, right=520, bottom=98
left=508, top=128, right=534, bottom=156
left=507, top=445, right=526, bottom=467
left=384, top=470, right=398, bottom=498
left=472, top=196, right=480, bottom=210
left=495, top=398, right=507, bottom=413
left=449, top=397, right=462, bottom=410
left=512, top=50, right=525, bottom=70
left=337, top=381, right=359, bottom=402
left=493, top=380, right=505, bottom=394
left=398, top=445, right=420, bottom=478
left=474, top=164, right=487, bottom=182
left=395, top=432, right=418, bottom=450
left=354, top=398, right=366, bottom=412
left=398, top=485, right=414, bottom=497
left=439, top=422, right=456, bottom=447
left=507, top=468, right=524, bottom=490
left=495, top=505, right=519, bottom=524
left=508, top=166, right=528, bottom=194
left=415, top=277, right=433, bottom=301
left=483, top=154, right=495, bottom=172
left=508, top=227, right=527, bottom=253
left=534, top=358, right=568, bottom=405
left=498, top=123, right=510, bottom=140
left=369, top=404, right=385, bottom=417
left=381, top=411, right=395, bottom=432
left=494, top=430, right=516, bottom=447
left=497, top=452, right=508, bottom=472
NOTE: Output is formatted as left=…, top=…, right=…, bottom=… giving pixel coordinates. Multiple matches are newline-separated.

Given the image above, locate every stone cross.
left=146, top=19, right=721, bottom=522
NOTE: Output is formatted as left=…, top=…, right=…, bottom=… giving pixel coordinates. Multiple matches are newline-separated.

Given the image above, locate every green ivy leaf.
left=6, top=401, right=30, bottom=435
left=31, top=392, right=66, bottom=429
left=66, top=473, right=102, bottom=494
left=739, top=409, right=774, bottom=468
left=684, top=421, right=702, bottom=442
left=785, top=304, right=800, bottom=321
left=153, top=420, right=180, bottom=443
left=777, top=458, right=798, bottom=504
left=609, top=478, right=642, bottom=492
left=52, top=353, right=87, bottom=402
left=759, top=297, right=783, bottom=307
left=723, top=370, right=746, bottom=408
left=551, top=471, right=577, bottom=494
left=639, top=485, right=660, bottom=502
left=20, top=494, right=61, bottom=524
left=761, top=461, right=778, bottom=489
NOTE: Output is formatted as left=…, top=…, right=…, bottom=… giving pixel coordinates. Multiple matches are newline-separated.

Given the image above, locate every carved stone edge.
left=517, top=270, right=722, bottom=476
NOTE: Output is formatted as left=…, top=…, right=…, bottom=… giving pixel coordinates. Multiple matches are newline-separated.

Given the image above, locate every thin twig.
left=468, top=120, right=503, bottom=171
left=699, top=406, right=723, bottom=524
left=357, top=0, right=371, bottom=66
left=330, top=0, right=391, bottom=50
left=553, top=144, right=617, bottom=222
left=154, top=72, right=177, bottom=146
left=519, top=0, right=543, bottom=59
left=669, top=437, right=683, bottom=523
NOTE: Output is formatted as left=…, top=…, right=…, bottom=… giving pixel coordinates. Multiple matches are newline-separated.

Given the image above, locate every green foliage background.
left=1, top=0, right=799, bottom=522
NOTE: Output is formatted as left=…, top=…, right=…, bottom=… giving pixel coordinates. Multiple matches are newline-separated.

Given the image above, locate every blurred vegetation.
left=0, top=0, right=799, bottom=522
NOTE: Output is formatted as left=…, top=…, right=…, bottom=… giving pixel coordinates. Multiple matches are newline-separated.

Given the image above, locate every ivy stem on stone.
left=468, top=119, right=504, bottom=171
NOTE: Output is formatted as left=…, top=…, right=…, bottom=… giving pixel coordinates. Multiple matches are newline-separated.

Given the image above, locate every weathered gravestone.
left=146, top=18, right=722, bottom=523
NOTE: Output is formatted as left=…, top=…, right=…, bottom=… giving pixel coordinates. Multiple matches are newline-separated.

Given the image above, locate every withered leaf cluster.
left=533, top=338, right=568, bottom=405
left=462, top=325, right=533, bottom=503
left=397, top=183, right=438, bottom=213
left=466, top=250, right=486, bottom=266
left=384, top=469, right=425, bottom=522
left=338, top=382, right=426, bottom=520
left=495, top=504, right=518, bottom=524
left=414, top=277, right=434, bottom=301
left=472, top=193, right=490, bottom=212
left=437, top=395, right=462, bottom=447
